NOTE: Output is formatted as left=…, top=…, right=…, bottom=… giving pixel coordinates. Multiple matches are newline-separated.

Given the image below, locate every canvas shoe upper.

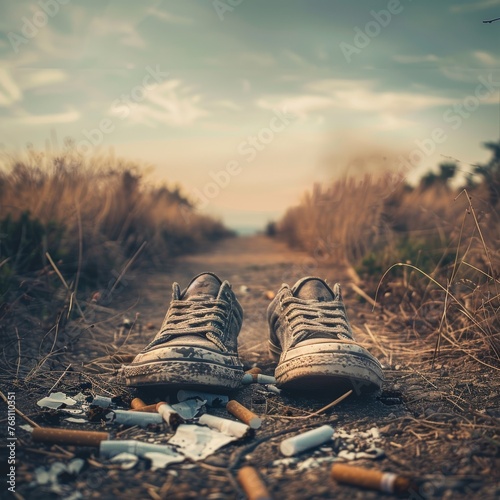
left=268, top=277, right=384, bottom=393
left=122, top=272, right=244, bottom=392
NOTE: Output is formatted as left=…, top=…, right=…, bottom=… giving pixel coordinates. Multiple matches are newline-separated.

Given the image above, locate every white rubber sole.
left=121, top=345, right=244, bottom=392
left=270, top=341, right=384, bottom=393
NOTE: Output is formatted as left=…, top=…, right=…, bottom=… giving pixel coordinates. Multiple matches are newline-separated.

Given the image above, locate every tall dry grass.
left=0, top=150, right=231, bottom=297
left=275, top=148, right=500, bottom=365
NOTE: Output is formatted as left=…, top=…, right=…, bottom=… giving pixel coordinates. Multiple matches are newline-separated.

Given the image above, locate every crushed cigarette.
left=199, top=414, right=250, bottom=439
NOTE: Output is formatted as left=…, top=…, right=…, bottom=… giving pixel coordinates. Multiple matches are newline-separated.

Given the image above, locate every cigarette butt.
left=264, top=290, right=275, bottom=300
left=32, top=427, right=109, bottom=447
left=227, top=400, right=262, bottom=429
left=237, top=466, right=272, bottom=500
left=113, top=409, right=163, bottom=427
left=199, top=414, right=250, bottom=438
left=246, top=367, right=262, bottom=375
left=156, top=402, right=185, bottom=429
left=130, top=398, right=147, bottom=409
left=177, top=390, right=228, bottom=407
left=331, top=464, right=411, bottom=494
left=91, top=395, right=113, bottom=408
left=280, top=425, right=334, bottom=456
left=264, top=385, right=281, bottom=395
left=131, top=403, right=158, bottom=413
left=242, top=374, right=277, bottom=385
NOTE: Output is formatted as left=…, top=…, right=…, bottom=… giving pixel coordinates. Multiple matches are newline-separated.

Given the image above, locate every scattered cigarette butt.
left=237, top=466, right=272, bottom=500
left=199, top=414, right=250, bottom=438
left=91, top=396, right=113, bottom=408
left=264, top=290, right=275, bottom=300
left=130, top=398, right=147, bottom=409
left=264, top=385, right=281, bottom=395
left=156, top=402, right=185, bottom=429
left=331, top=463, right=411, bottom=495
left=246, top=367, right=262, bottom=375
left=177, top=390, right=228, bottom=407
left=242, top=374, right=277, bottom=385
left=280, top=425, right=334, bottom=456
left=113, top=409, right=163, bottom=427
left=32, top=427, right=109, bottom=447
left=130, top=403, right=158, bottom=413
left=227, top=400, right=262, bottom=429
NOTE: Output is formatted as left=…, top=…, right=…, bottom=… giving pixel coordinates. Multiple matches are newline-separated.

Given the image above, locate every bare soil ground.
left=2, top=235, right=499, bottom=499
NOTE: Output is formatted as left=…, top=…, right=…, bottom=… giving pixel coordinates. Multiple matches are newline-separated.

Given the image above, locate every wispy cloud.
left=17, top=69, right=68, bottom=91
left=256, top=94, right=334, bottom=119
left=13, top=109, right=80, bottom=125
left=257, top=79, right=454, bottom=122
left=450, top=0, right=500, bottom=12
left=112, top=80, right=209, bottom=127
left=473, top=50, right=500, bottom=65
left=0, top=69, right=22, bottom=107
left=147, top=6, right=193, bottom=25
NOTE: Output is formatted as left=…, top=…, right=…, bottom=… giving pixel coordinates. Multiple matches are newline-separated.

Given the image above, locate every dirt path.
left=11, top=235, right=500, bottom=499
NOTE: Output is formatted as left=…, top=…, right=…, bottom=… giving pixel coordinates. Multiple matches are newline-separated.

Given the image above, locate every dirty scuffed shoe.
left=122, top=272, right=244, bottom=392
left=268, top=277, right=384, bottom=394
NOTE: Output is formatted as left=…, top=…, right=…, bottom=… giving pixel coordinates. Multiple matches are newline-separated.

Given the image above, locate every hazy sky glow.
left=1, top=0, right=500, bottom=230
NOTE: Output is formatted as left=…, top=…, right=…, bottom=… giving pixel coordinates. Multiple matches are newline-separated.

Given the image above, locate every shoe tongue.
left=293, top=278, right=334, bottom=302
left=182, top=273, right=221, bottom=301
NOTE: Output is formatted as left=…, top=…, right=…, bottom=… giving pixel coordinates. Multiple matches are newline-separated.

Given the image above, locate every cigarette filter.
left=113, top=409, right=163, bottom=427
left=100, top=440, right=176, bottom=459
left=130, top=403, right=158, bottom=413
left=130, top=398, right=147, bottom=409
left=156, top=402, right=185, bottom=428
left=237, top=466, right=272, bottom=500
left=199, top=414, right=250, bottom=438
left=177, top=390, right=228, bottom=407
left=264, top=385, right=281, bottom=395
left=331, top=463, right=411, bottom=495
left=242, top=374, right=277, bottom=385
left=226, top=400, right=262, bottom=429
left=245, top=367, right=262, bottom=375
left=280, top=425, right=334, bottom=456
left=32, top=427, right=109, bottom=447
left=91, top=396, right=113, bottom=408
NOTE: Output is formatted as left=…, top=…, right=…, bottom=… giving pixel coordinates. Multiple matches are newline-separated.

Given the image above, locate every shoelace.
left=281, top=296, right=353, bottom=345
left=144, top=299, right=229, bottom=351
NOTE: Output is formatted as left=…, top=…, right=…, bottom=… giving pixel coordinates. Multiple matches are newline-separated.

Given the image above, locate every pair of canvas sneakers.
left=122, top=272, right=384, bottom=395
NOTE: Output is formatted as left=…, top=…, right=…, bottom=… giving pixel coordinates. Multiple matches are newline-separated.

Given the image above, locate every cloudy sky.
left=1, top=1, right=499, bottom=231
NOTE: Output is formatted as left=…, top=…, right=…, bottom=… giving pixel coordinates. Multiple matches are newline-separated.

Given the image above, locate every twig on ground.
left=47, top=363, right=72, bottom=393
left=271, top=390, right=352, bottom=420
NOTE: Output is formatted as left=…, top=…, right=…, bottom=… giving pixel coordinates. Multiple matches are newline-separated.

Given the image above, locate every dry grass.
left=0, top=150, right=231, bottom=289
left=275, top=158, right=500, bottom=367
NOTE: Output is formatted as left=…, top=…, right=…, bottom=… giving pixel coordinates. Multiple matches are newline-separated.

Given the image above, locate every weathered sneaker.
left=268, top=277, right=384, bottom=393
left=122, top=272, right=244, bottom=392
